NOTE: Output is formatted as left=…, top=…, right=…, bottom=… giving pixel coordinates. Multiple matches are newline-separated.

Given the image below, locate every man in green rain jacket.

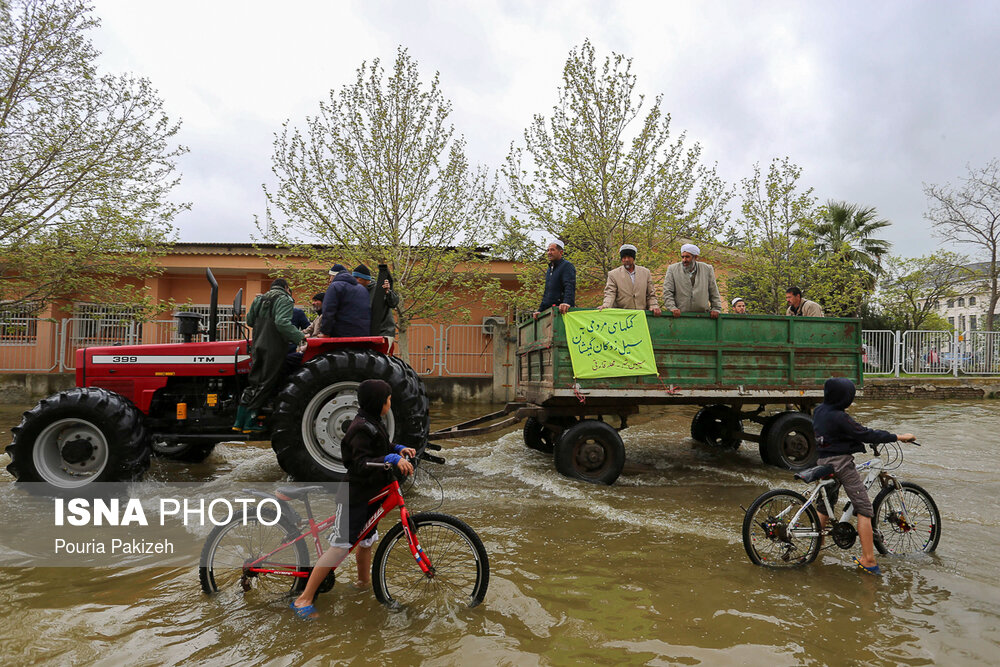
left=233, top=278, right=305, bottom=432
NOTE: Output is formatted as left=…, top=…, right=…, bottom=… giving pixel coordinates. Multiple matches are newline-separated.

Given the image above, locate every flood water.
left=1, top=398, right=998, bottom=665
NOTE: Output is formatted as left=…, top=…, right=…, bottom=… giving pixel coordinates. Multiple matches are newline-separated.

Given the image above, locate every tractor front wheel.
left=5, top=387, right=151, bottom=489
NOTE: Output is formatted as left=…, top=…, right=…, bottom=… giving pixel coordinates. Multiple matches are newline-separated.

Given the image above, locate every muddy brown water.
left=1, top=399, right=998, bottom=665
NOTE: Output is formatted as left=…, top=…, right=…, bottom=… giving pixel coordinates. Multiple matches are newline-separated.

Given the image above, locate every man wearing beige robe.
left=599, top=244, right=662, bottom=315
left=785, top=286, right=824, bottom=317
left=662, top=243, right=722, bottom=318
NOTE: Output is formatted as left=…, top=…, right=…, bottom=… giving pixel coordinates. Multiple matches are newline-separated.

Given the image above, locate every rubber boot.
left=232, top=405, right=248, bottom=432
left=242, top=409, right=266, bottom=433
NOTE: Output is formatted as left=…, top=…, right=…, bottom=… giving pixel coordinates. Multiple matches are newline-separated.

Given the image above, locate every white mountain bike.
left=742, top=440, right=941, bottom=567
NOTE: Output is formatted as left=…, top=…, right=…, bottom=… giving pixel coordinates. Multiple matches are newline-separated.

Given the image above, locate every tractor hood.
left=77, top=340, right=250, bottom=413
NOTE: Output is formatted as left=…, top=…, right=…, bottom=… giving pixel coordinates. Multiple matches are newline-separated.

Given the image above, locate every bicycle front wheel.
left=872, top=481, right=941, bottom=555
left=742, top=489, right=821, bottom=567
left=372, top=512, right=489, bottom=609
left=200, top=511, right=309, bottom=596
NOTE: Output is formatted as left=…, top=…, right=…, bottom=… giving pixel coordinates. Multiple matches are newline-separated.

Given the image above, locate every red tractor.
left=5, top=270, right=429, bottom=489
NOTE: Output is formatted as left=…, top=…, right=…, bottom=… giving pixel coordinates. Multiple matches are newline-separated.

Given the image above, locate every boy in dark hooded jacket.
left=812, top=377, right=914, bottom=575
left=291, top=379, right=415, bottom=617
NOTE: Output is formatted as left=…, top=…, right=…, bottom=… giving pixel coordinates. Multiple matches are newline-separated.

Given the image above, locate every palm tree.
left=800, top=201, right=892, bottom=281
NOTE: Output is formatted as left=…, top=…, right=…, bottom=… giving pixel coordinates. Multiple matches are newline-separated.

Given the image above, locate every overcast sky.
left=89, top=0, right=1000, bottom=258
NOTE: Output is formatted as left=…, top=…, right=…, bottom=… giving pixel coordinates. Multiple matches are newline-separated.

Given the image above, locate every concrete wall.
left=862, top=378, right=1000, bottom=400
left=0, top=373, right=76, bottom=403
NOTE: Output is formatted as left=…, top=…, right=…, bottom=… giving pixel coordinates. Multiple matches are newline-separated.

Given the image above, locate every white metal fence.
left=864, top=329, right=999, bottom=377
left=962, top=331, right=1000, bottom=374
left=400, top=324, right=494, bottom=377
left=443, top=324, right=494, bottom=376
left=861, top=330, right=896, bottom=375
left=0, top=318, right=59, bottom=372
left=406, top=324, right=441, bottom=376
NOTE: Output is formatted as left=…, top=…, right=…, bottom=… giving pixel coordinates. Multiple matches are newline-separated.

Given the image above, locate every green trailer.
left=429, top=308, right=864, bottom=485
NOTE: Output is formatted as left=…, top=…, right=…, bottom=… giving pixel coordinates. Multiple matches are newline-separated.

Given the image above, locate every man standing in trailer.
left=662, top=243, right=722, bottom=318
left=599, top=244, right=661, bottom=315
left=537, top=239, right=576, bottom=315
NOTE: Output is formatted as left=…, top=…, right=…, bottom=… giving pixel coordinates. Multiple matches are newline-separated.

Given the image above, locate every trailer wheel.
left=763, top=412, right=817, bottom=471
left=690, top=405, right=742, bottom=449
left=553, top=420, right=625, bottom=485
left=151, top=441, right=218, bottom=463
left=523, top=417, right=576, bottom=454
left=757, top=415, right=778, bottom=465
left=271, top=350, right=429, bottom=482
left=5, top=387, right=151, bottom=489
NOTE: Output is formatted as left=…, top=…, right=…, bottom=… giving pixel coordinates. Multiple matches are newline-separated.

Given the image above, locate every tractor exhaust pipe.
left=206, top=268, right=219, bottom=342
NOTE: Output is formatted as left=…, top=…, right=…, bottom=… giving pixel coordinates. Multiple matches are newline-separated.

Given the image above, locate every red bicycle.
left=199, top=454, right=489, bottom=608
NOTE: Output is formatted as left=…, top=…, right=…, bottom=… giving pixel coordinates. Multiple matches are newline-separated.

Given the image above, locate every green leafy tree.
left=503, top=39, right=729, bottom=301
left=725, top=158, right=818, bottom=314
left=875, top=252, right=971, bottom=330
left=0, top=0, right=186, bottom=315
left=798, top=200, right=892, bottom=287
left=924, top=160, right=1000, bottom=331
left=258, top=48, right=501, bottom=357
left=803, top=250, right=874, bottom=318
left=727, top=161, right=876, bottom=316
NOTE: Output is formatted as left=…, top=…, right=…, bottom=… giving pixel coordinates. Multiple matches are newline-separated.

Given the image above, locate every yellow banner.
left=563, top=309, right=658, bottom=379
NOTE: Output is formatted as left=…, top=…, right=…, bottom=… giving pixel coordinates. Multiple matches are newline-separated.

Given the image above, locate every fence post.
left=58, top=318, right=67, bottom=372
left=491, top=324, right=515, bottom=402
left=893, top=330, right=901, bottom=377
left=953, top=330, right=959, bottom=377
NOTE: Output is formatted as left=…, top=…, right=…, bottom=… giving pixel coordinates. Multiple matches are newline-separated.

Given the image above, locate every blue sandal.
left=290, top=601, right=316, bottom=619
left=852, top=556, right=882, bottom=576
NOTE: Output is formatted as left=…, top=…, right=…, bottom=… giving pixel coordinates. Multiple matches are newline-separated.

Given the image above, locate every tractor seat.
left=794, top=464, right=835, bottom=483
left=275, top=485, right=327, bottom=500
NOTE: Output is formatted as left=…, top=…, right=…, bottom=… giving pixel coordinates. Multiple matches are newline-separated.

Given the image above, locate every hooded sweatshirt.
left=812, top=377, right=897, bottom=458
left=341, top=379, right=395, bottom=502
left=320, top=272, right=371, bottom=337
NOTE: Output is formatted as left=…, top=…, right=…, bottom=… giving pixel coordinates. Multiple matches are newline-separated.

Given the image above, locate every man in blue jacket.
left=537, top=240, right=575, bottom=315
left=320, top=265, right=371, bottom=337
left=812, top=377, right=915, bottom=575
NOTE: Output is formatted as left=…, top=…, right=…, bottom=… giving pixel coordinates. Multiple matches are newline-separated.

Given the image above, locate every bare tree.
left=925, top=160, right=1000, bottom=331
left=504, top=40, right=729, bottom=297
left=0, top=0, right=186, bottom=314
left=878, top=252, right=971, bottom=330
left=259, top=48, right=501, bottom=358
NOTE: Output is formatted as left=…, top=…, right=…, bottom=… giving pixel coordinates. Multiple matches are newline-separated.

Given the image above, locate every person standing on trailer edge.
left=353, top=264, right=400, bottom=346
left=812, top=377, right=915, bottom=576
left=662, top=243, right=722, bottom=318
left=233, top=278, right=306, bottom=433
left=536, top=239, right=575, bottom=315
left=291, top=379, right=416, bottom=618
left=319, top=265, right=371, bottom=337
left=599, top=244, right=661, bottom=315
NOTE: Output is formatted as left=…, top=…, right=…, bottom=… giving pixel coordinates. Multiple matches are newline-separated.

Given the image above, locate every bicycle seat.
left=794, top=464, right=835, bottom=483
left=275, top=485, right=327, bottom=500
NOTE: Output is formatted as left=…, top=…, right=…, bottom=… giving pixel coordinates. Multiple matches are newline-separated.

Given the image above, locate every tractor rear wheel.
left=5, top=387, right=151, bottom=489
left=270, top=350, right=429, bottom=482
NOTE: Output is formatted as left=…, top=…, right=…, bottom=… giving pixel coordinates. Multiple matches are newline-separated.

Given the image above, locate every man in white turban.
left=662, top=243, right=722, bottom=318
left=599, top=244, right=661, bottom=315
